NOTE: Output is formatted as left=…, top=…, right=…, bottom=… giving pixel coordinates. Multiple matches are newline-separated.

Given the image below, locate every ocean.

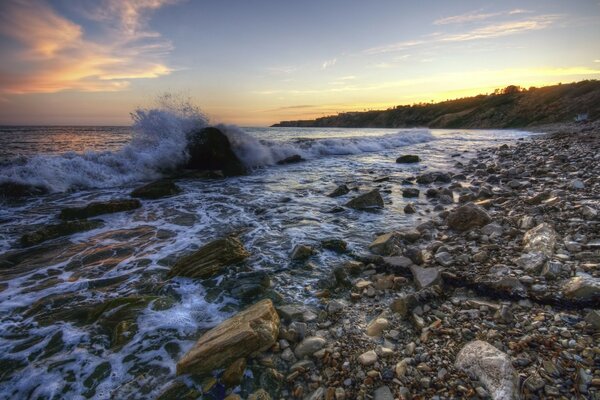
left=0, top=107, right=533, bottom=398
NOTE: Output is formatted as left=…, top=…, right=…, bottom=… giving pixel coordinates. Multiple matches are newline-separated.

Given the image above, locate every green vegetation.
left=272, top=80, right=600, bottom=129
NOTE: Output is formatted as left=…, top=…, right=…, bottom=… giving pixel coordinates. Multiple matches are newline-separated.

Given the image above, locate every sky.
left=0, top=0, right=599, bottom=126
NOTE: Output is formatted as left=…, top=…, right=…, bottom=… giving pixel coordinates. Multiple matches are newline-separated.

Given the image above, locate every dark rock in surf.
left=416, top=172, right=452, bottom=184
left=60, top=199, right=141, bottom=220
left=131, top=180, right=181, bottom=199
left=328, top=184, right=350, bottom=198
left=0, top=182, right=48, bottom=198
left=396, top=155, right=420, bottom=163
left=277, top=154, right=304, bottom=165
left=21, top=220, right=104, bottom=247
left=346, top=189, right=384, bottom=210
left=402, top=188, right=420, bottom=198
left=167, top=236, right=250, bottom=279
left=321, top=239, right=348, bottom=253
left=185, top=127, right=246, bottom=176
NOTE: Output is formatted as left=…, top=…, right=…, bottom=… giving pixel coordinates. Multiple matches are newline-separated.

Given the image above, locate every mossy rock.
left=131, top=180, right=181, bottom=199
left=168, top=236, right=250, bottom=279
left=20, top=220, right=104, bottom=247
left=60, top=199, right=141, bottom=220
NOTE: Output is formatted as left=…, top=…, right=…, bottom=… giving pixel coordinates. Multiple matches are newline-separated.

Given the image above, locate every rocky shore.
left=157, top=125, right=599, bottom=400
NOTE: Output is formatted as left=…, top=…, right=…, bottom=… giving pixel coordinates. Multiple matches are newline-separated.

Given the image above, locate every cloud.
left=434, top=9, right=532, bottom=25
left=364, top=40, right=424, bottom=55
left=595, top=59, right=600, bottom=63
left=266, top=66, right=298, bottom=75
left=0, top=0, right=178, bottom=95
left=321, top=58, right=337, bottom=69
left=441, top=15, right=560, bottom=42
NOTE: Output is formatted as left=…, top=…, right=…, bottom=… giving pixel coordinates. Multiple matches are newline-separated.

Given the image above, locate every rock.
left=481, top=223, right=503, bottom=237
left=402, top=188, right=420, bottom=198
left=295, top=336, right=326, bottom=358
left=185, top=127, right=246, bottom=176
left=60, top=199, right=141, bottom=220
left=446, top=203, right=491, bottom=231
left=0, top=181, right=48, bottom=198
left=562, top=275, right=600, bottom=302
left=176, top=299, right=279, bottom=376
left=369, top=232, right=400, bottom=256
left=345, top=189, right=384, bottom=210
left=291, top=244, right=314, bottom=260
left=328, top=184, right=350, bottom=197
left=335, top=387, right=346, bottom=400
left=248, top=389, right=271, bottom=400
left=131, top=180, right=181, bottom=199
left=168, top=236, right=250, bottom=279
left=404, top=203, right=416, bottom=214
left=20, top=220, right=104, bottom=247
left=321, top=239, right=347, bottom=253
left=585, top=310, right=600, bottom=330
left=404, top=246, right=424, bottom=265
left=580, top=205, right=597, bottom=220
left=515, top=252, right=547, bottom=274
left=383, top=256, right=413, bottom=272
left=277, top=154, right=304, bottom=165
left=276, top=305, right=308, bottom=322
left=410, top=266, right=441, bottom=289
left=358, top=350, right=377, bottom=366
left=455, top=340, right=519, bottom=400
left=434, top=251, right=453, bottom=267
left=522, top=223, right=557, bottom=257
left=221, top=357, right=246, bottom=387
left=326, top=300, right=345, bottom=314
left=373, top=386, right=394, bottom=400
left=570, top=179, right=585, bottom=189
left=416, top=172, right=451, bottom=184
left=396, top=155, right=420, bottom=164
left=366, top=318, right=390, bottom=337
left=156, top=381, right=201, bottom=400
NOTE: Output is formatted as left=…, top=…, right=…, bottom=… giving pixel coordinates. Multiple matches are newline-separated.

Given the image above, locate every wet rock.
left=446, top=203, right=491, bottom=231
left=156, top=381, right=201, bottom=400
left=131, top=180, right=181, bottom=199
left=402, top=188, right=420, bottom=198
left=522, top=223, right=557, bottom=257
left=20, top=219, right=104, bottom=247
left=358, top=350, right=377, bottom=366
left=60, top=199, right=141, bottom=220
left=328, top=184, right=350, bottom=197
left=455, top=340, right=518, bottom=400
left=373, top=386, right=394, bottom=400
left=404, top=246, right=424, bottom=265
left=369, top=232, right=401, bottom=256
left=433, top=251, right=453, bottom=267
left=168, top=236, right=250, bottom=279
left=221, top=357, right=246, bottom=387
left=515, top=252, right=547, bottom=274
left=396, top=155, right=420, bottom=163
left=416, top=172, right=451, bottom=184
left=248, top=389, right=271, bottom=400
left=321, top=239, right=347, bottom=253
left=383, top=256, right=413, bottom=272
left=185, top=127, right=247, bottom=176
left=345, top=189, right=384, bottom=210
left=177, top=299, right=279, bottom=375
left=291, top=244, right=314, bottom=260
left=585, top=310, right=600, bottom=330
left=404, top=203, right=416, bottom=214
left=295, top=336, right=326, bottom=358
left=562, top=275, right=600, bottom=302
left=276, top=304, right=309, bottom=322
left=410, top=265, right=441, bottom=289
left=0, top=181, right=48, bottom=198
left=277, top=154, right=304, bottom=165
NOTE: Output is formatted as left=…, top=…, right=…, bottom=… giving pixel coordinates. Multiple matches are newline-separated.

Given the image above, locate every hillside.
left=272, top=80, right=600, bottom=129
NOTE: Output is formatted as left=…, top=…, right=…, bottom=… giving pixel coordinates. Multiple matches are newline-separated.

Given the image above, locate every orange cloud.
left=0, top=0, right=177, bottom=95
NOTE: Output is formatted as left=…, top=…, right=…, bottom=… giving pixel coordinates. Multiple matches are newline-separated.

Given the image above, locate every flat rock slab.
left=177, top=299, right=279, bottom=376
left=60, top=199, right=141, bottom=220
left=168, top=236, right=250, bottom=279
left=455, top=340, right=518, bottom=400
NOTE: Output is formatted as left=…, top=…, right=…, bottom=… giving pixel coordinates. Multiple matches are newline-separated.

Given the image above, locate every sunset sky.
left=0, top=0, right=599, bottom=126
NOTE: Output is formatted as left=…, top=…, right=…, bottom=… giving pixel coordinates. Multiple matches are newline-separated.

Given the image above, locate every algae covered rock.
left=176, top=299, right=279, bottom=376
left=20, top=219, right=104, bottom=247
left=60, top=199, right=141, bottom=220
left=168, top=236, right=250, bottom=279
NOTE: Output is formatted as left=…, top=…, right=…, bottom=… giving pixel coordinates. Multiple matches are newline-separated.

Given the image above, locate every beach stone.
left=455, top=340, right=518, bottom=400
left=168, top=236, right=250, bottom=279
left=358, top=350, right=377, bottom=366
left=416, top=172, right=451, bottom=184
left=369, top=232, right=401, bottom=256
left=20, top=220, right=104, bottom=247
left=562, top=275, right=600, bottom=301
left=373, top=386, right=394, bottom=400
left=446, top=203, right=491, bottom=231
left=522, top=223, right=557, bottom=257
left=434, top=251, right=453, bottom=267
left=404, top=203, right=416, bottom=214
left=396, top=155, right=420, bottom=163
left=515, top=252, right=547, bottom=274
left=383, top=256, right=413, bottom=271
left=291, top=244, right=314, bottom=260
left=248, top=389, right=271, bottom=400
left=176, top=299, right=279, bottom=375
left=276, top=305, right=308, bottom=321
left=410, top=265, right=441, bottom=289
left=402, top=188, right=420, bottom=198
left=185, top=127, right=247, bottom=176
left=221, top=357, right=246, bottom=387
left=328, top=184, right=350, bottom=197
left=321, top=239, right=347, bottom=253
left=404, top=246, right=424, bottom=265
left=585, top=310, right=600, bottom=330
left=276, top=154, right=303, bottom=165
left=60, top=199, right=141, bottom=220
left=295, top=336, right=326, bottom=358
left=366, top=318, right=390, bottom=337
left=130, top=180, right=181, bottom=199
left=346, top=189, right=384, bottom=210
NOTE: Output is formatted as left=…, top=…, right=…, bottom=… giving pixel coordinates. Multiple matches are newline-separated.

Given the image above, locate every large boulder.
left=21, top=220, right=104, bottom=247
left=346, top=189, right=384, bottom=210
left=455, top=340, right=519, bottom=400
left=60, top=199, right=141, bottom=220
left=185, top=127, right=246, bottom=176
left=176, top=299, right=279, bottom=375
left=447, top=203, right=491, bottom=231
left=131, top=180, right=181, bottom=199
left=168, top=236, right=250, bottom=279
left=562, top=275, right=600, bottom=302
left=522, top=223, right=557, bottom=257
